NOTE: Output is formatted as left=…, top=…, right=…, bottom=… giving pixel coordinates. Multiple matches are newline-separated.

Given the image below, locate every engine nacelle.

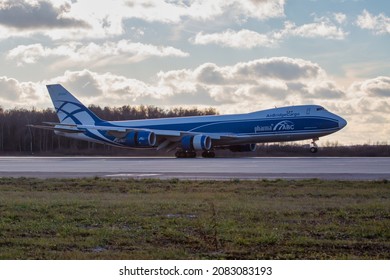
left=120, top=131, right=156, bottom=147
left=181, top=135, right=212, bottom=151
left=229, top=143, right=257, bottom=152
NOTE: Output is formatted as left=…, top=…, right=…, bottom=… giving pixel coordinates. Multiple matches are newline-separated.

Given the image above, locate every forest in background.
left=0, top=106, right=389, bottom=157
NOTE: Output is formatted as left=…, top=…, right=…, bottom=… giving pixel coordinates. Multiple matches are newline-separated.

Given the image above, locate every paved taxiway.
left=0, top=157, right=389, bottom=180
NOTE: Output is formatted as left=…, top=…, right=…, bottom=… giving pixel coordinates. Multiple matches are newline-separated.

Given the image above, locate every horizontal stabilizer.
left=42, top=122, right=77, bottom=127
left=28, top=124, right=85, bottom=134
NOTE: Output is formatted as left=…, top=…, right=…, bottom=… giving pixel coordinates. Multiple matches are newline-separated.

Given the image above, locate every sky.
left=0, top=0, right=389, bottom=145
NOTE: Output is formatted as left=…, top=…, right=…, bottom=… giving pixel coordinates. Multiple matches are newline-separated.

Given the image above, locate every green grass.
left=0, top=177, right=389, bottom=259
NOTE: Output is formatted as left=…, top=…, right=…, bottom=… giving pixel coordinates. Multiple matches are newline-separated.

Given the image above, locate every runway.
left=0, top=157, right=389, bottom=180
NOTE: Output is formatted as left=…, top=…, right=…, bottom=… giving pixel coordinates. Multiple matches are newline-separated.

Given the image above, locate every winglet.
left=46, top=84, right=103, bottom=125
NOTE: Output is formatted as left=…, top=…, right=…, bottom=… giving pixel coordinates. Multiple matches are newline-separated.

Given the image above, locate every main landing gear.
left=175, top=150, right=197, bottom=158
left=310, top=138, right=319, bottom=153
left=175, top=150, right=216, bottom=158
left=201, top=150, right=215, bottom=158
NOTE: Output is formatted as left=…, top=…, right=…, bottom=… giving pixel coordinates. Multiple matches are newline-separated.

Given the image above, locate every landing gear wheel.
left=310, top=146, right=318, bottom=153
left=175, top=151, right=183, bottom=158
left=201, top=151, right=215, bottom=158
left=187, top=151, right=197, bottom=158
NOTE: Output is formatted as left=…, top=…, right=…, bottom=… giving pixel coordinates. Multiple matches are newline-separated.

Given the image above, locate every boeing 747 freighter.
left=31, top=84, right=347, bottom=158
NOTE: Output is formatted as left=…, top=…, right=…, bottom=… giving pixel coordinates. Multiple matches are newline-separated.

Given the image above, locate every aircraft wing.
left=81, top=124, right=234, bottom=151
left=78, top=125, right=181, bottom=137
left=32, top=122, right=240, bottom=140
left=77, top=124, right=232, bottom=140
left=29, top=122, right=239, bottom=151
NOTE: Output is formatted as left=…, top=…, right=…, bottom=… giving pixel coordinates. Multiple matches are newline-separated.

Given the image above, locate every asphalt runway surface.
left=0, top=157, right=389, bottom=180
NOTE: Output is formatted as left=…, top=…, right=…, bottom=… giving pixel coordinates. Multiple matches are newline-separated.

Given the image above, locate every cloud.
left=124, top=0, right=285, bottom=23
left=6, top=40, right=189, bottom=66
left=191, top=16, right=347, bottom=49
left=0, top=57, right=335, bottom=109
left=350, top=76, right=390, bottom=98
left=333, top=12, right=347, bottom=25
left=0, top=70, right=165, bottom=108
left=232, top=57, right=324, bottom=81
left=0, top=0, right=126, bottom=39
left=0, top=0, right=286, bottom=40
left=235, top=0, right=286, bottom=21
left=0, top=0, right=89, bottom=30
left=0, top=76, right=42, bottom=106
left=48, top=69, right=173, bottom=105
left=156, top=57, right=334, bottom=109
left=191, top=29, right=276, bottom=48
left=194, top=63, right=228, bottom=85
left=308, top=81, right=345, bottom=99
left=0, top=76, right=22, bottom=101
left=338, top=76, right=390, bottom=143
left=6, top=43, right=55, bottom=65
left=156, top=58, right=324, bottom=99
left=275, top=19, right=347, bottom=40
left=356, top=9, right=390, bottom=35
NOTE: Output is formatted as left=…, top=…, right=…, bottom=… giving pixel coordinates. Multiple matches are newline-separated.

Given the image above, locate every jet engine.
left=181, top=135, right=212, bottom=151
left=120, top=131, right=156, bottom=147
left=229, top=143, right=257, bottom=152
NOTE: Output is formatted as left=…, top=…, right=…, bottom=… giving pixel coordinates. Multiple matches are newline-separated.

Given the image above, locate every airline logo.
left=254, top=120, right=295, bottom=133
left=273, top=120, right=295, bottom=131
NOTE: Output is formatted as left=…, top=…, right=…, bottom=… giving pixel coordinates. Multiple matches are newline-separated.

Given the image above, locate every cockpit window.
left=316, top=107, right=325, bottom=111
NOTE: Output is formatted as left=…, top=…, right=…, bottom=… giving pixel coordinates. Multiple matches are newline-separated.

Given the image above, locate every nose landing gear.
left=310, top=138, right=319, bottom=153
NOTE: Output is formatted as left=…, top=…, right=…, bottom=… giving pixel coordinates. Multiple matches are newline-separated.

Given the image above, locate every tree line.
left=0, top=105, right=217, bottom=154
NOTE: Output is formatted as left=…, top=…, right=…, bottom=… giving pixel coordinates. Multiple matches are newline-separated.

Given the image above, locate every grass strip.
left=0, top=177, right=389, bottom=259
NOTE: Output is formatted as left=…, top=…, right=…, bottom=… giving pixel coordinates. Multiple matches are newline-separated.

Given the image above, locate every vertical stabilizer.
left=46, top=84, right=102, bottom=125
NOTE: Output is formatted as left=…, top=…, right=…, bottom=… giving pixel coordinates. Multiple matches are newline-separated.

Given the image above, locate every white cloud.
left=356, top=9, right=390, bottom=35
left=307, top=81, right=345, bottom=99
left=49, top=58, right=337, bottom=112
left=0, top=57, right=334, bottom=109
left=232, top=57, right=324, bottom=81
left=7, top=44, right=46, bottom=65
left=124, top=0, right=285, bottom=23
left=191, top=29, right=276, bottom=48
left=0, top=0, right=92, bottom=39
left=191, top=16, right=347, bottom=49
left=0, top=76, right=43, bottom=107
left=335, top=76, right=390, bottom=143
left=156, top=57, right=335, bottom=110
left=274, top=18, right=347, bottom=40
left=48, top=69, right=174, bottom=105
left=333, top=12, right=347, bottom=24
left=0, top=0, right=89, bottom=29
left=0, top=76, right=23, bottom=101
left=6, top=40, right=189, bottom=66
left=350, top=76, right=390, bottom=98
left=0, top=0, right=286, bottom=40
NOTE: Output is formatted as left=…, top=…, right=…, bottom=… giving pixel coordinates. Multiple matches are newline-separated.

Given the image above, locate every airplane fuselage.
left=57, top=105, right=346, bottom=147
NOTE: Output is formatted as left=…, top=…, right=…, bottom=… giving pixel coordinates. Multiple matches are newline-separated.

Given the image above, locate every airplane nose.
left=338, top=117, right=347, bottom=129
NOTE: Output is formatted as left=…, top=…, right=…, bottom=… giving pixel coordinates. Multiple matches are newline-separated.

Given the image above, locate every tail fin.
left=46, top=84, right=103, bottom=125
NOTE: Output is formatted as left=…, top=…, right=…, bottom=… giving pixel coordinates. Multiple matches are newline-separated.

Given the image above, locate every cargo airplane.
left=31, top=84, right=347, bottom=158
